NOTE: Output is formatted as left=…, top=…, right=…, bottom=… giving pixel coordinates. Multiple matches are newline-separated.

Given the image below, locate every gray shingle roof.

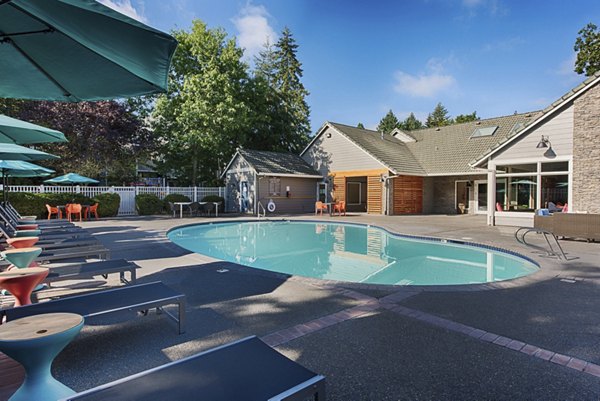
left=329, top=123, right=427, bottom=175
left=329, top=113, right=538, bottom=175
left=239, top=149, right=322, bottom=177
left=406, top=112, right=540, bottom=174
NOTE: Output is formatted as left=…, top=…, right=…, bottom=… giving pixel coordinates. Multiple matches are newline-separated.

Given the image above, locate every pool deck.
left=2, top=213, right=600, bottom=400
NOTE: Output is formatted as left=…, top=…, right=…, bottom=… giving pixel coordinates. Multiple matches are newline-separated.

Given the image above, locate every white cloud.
left=482, top=36, right=525, bottom=52
left=98, top=0, right=147, bottom=23
left=460, top=0, right=508, bottom=17
left=462, top=0, right=483, bottom=7
left=232, top=4, right=277, bottom=60
left=393, top=58, right=457, bottom=98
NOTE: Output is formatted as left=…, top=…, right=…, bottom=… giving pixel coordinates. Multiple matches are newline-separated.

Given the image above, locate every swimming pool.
left=168, top=221, right=538, bottom=286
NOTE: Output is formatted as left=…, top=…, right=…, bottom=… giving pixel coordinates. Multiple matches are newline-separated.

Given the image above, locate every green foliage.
left=574, top=23, right=600, bottom=76
left=163, top=194, right=191, bottom=211
left=201, top=195, right=225, bottom=213
left=357, top=122, right=365, bottom=129
left=453, top=111, right=479, bottom=124
left=377, top=110, right=400, bottom=134
left=8, top=192, right=95, bottom=219
left=135, top=194, right=164, bottom=215
left=426, top=103, right=451, bottom=128
left=92, top=193, right=120, bottom=217
left=399, top=113, right=423, bottom=131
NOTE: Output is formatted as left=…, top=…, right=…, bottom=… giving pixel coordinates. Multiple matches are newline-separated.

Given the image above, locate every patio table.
left=0, top=313, right=84, bottom=401
left=173, top=202, right=192, bottom=219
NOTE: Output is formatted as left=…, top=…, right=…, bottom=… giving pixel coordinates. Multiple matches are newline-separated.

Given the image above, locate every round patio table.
left=1, top=247, right=43, bottom=268
left=0, top=313, right=84, bottom=401
left=0, top=267, right=49, bottom=306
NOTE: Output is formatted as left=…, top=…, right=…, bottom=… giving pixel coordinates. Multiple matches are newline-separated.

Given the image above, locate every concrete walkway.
left=3, top=213, right=600, bottom=400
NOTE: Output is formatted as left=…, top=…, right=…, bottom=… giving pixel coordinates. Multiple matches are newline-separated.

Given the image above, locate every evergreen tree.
left=426, top=103, right=451, bottom=128
left=399, top=112, right=423, bottom=131
left=574, top=23, right=600, bottom=76
left=357, top=122, right=365, bottom=129
left=376, top=109, right=400, bottom=134
left=272, top=27, right=311, bottom=151
left=454, top=111, right=479, bottom=124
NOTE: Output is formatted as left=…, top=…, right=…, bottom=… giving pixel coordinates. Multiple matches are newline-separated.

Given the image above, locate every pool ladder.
left=257, top=201, right=266, bottom=219
left=514, top=227, right=567, bottom=260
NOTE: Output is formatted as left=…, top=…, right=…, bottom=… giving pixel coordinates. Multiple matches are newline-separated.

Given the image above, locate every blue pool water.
left=168, top=221, right=538, bottom=286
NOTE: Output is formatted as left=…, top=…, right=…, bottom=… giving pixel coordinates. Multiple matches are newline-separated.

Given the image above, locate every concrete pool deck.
left=2, top=213, right=600, bottom=400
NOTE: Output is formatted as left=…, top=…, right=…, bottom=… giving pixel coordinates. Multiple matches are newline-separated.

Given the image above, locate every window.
left=268, top=177, right=281, bottom=196
left=470, top=126, right=498, bottom=138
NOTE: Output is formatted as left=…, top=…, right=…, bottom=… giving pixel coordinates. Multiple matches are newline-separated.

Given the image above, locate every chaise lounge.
left=59, top=336, right=325, bottom=401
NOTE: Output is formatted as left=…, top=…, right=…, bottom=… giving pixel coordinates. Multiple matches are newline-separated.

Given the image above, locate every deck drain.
left=216, top=268, right=229, bottom=273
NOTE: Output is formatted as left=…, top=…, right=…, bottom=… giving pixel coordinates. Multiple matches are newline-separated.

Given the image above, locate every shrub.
left=93, top=193, right=120, bottom=217
left=201, top=195, right=225, bottom=214
left=135, top=193, right=163, bottom=215
left=8, top=192, right=94, bottom=219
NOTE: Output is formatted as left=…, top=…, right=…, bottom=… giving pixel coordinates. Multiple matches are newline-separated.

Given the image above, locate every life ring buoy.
left=267, top=200, right=276, bottom=212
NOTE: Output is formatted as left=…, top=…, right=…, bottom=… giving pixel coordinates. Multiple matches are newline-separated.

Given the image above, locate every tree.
left=426, top=103, right=451, bottom=128
left=357, top=122, right=365, bottom=129
left=151, top=20, right=250, bottom=186
left=574, top=23, right=600, bottom=76
left=0, top=99, right=150, bottom=184
left=453, top=111, right=479, bottom=124
left=399, top=113, right=423, bottom=131
left=272, top=27, right=311, bottom=151
left=376, top=109, right=400, bottom=134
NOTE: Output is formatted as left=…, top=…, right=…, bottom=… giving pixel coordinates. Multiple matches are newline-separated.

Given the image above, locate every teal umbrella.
left=0, top=160, right=54, bottom=202
left=44, top=172, right=99, bottom=185
left=0, top=143, right=59, bottom=161
left=0, top=114, right=67, bottom=144
left=0, top=0, right=177, bottom=101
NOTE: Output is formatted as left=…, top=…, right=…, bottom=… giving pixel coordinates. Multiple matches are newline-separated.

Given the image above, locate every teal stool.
left=13, top=230, right=42, bottom=238
left=0, top=313, right=84, bottom=401
left=1, top=247, right=43, bottom=269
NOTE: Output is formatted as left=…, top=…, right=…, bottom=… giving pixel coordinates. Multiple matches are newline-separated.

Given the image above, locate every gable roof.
left=223, top=149, right=322, bottom=178
left=307, top=122, right=427, bottom=175
left=471, top=71, right=600, bottom=167
left=404, top=112, right=539, bottom=174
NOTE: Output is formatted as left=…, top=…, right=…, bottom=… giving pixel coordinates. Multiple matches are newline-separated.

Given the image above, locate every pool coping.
left=166, top=218, right=563, bottom=293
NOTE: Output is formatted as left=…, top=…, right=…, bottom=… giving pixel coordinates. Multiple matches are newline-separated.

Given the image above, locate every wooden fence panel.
left=367, top=176, right=382, bottom=214
left=392, top=176, right=423, bottom=214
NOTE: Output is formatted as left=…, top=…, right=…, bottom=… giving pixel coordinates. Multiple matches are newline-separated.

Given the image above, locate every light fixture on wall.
left=536, top=135, right=551, bottom=148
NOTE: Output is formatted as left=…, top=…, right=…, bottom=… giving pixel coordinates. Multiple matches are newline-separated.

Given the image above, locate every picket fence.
left=8, top=185, right=226, bottom=216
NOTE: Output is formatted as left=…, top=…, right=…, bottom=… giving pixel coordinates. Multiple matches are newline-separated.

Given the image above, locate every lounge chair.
left=2, top=281, right=185, bottom=334
left=0, top=244, right=110, bottom=267
left=45, top=259, right=138, bottom=285
left=60, top=336, right=325, bottom=401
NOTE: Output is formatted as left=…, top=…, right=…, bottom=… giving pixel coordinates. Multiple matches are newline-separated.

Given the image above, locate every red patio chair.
left=46, top=204, right=61, bottom=220
left=333, top=201, right=346, bottom=216
left=88, top=203, right=99, bottom=220
left=66, top=204, right=82, bottom=222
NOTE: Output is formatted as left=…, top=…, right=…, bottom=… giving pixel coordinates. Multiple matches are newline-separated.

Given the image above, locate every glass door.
left=474, top=180, right=487, bottom=213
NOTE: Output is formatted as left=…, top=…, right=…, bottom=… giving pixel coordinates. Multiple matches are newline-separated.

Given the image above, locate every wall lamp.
left=536, top=135, right=551, bottom=149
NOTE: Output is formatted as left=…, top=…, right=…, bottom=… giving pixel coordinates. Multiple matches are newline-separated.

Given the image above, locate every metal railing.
left=515, top=227, right=568, bottom=260
left=257, top=201, right=266, bottom=219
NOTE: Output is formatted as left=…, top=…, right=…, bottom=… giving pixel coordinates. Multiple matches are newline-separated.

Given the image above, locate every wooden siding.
left=301, top=126, right=386, bottom=176
left=492, top=105, right=573, bottom=163
left=367, top=176, right=383, bottom=214
left=256, top=176, right=319, bottom=214
left=392, top=176, right=423, bottom=214
left=333, top=175, right=346, bottom=202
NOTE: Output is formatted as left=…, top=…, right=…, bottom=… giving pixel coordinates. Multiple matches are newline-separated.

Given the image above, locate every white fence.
left=8, top=185, right=226, bottom=216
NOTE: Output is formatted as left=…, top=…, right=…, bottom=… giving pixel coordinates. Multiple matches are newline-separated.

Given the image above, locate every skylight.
left=508, top=122, right=526, bottom=136
left=470, top=126, right=498, bottom=138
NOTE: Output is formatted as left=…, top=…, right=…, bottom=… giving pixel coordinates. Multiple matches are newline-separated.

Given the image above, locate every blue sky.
left=102, top=0, right=600, bottom=132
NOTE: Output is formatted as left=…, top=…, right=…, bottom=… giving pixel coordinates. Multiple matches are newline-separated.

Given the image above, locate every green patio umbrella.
left=0, top=143, right=59, bottom=161
left=44, top=172, right=98, bottom=185
left=0, top=114, right=67, bottom=144
left=0, top=0, right=177, bottom=101
left=0, top=160, right=54, bottom=201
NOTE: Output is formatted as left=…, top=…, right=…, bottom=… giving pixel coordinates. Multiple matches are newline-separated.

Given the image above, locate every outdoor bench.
left=1, top=281, right=185, bottom=334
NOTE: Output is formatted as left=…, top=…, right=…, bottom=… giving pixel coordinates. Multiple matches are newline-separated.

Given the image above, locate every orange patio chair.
left=315, top=201, right=328, bottom=216
left=46, top=204, right=61, bottom=220
left=66, top=203, right=82, bottom=222
left=333, top=201, right=346, bottom=216
left=88, top=203, right=100, bottom=220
